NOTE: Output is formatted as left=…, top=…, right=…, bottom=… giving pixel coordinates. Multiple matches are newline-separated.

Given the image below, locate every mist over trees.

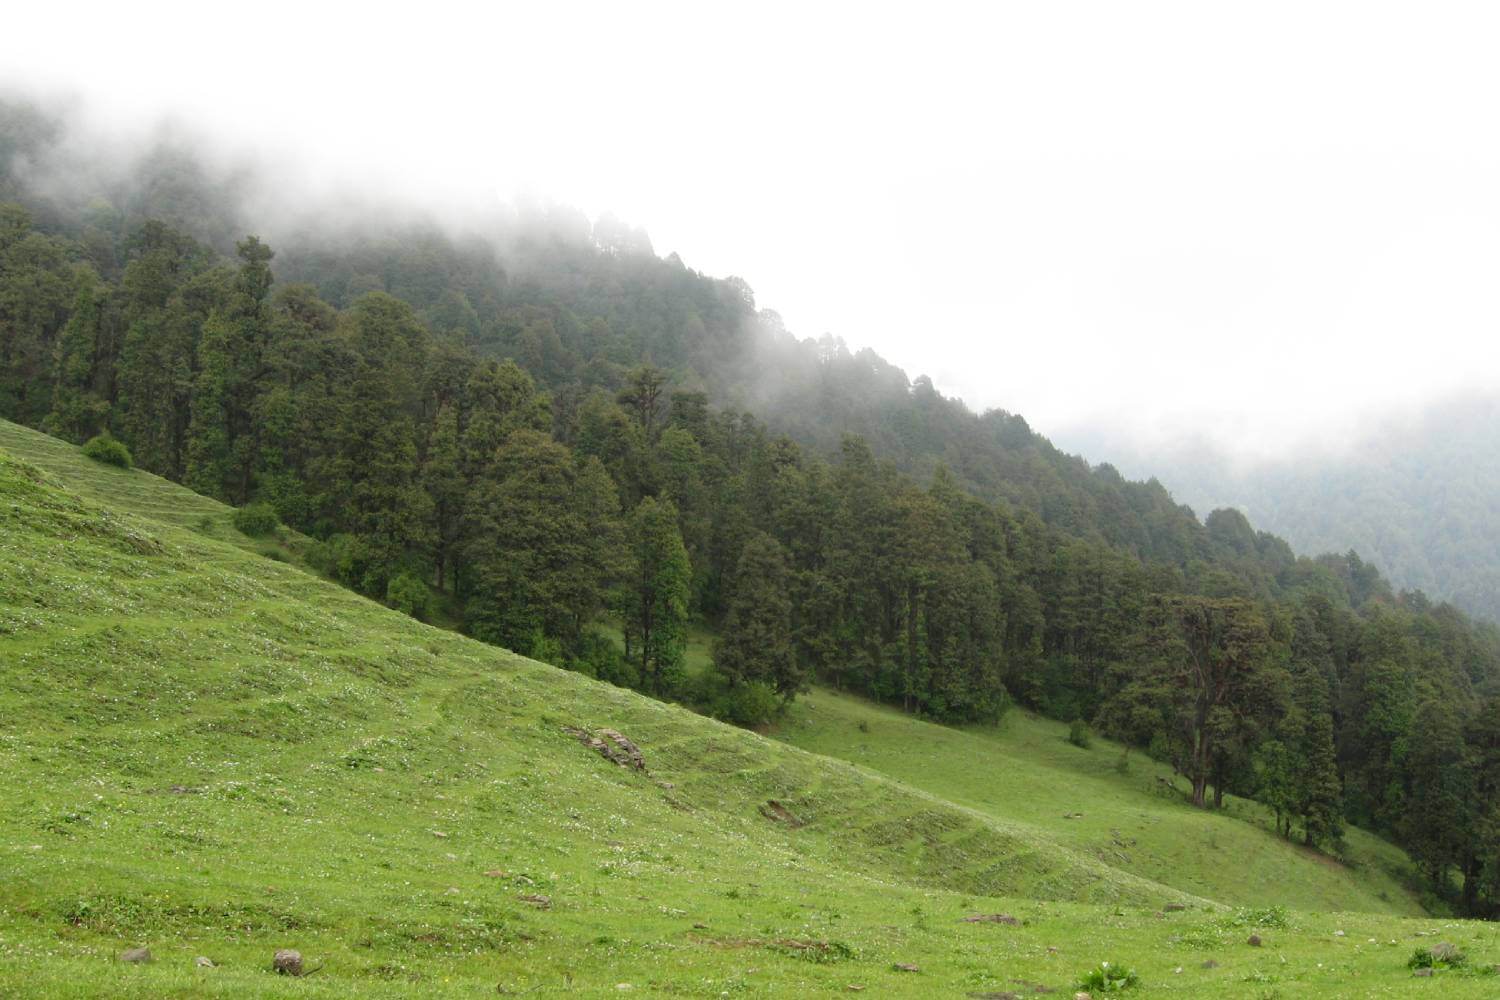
left=7, top=95, right=1500, bottom=916
left=1069, top=397, right=1500, bottom=625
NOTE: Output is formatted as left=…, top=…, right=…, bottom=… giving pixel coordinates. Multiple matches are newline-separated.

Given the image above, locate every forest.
left=5, top=95, right=1500, bottom=917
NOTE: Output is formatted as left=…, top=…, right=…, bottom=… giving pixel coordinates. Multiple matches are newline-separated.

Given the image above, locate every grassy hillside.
left=4, top=418, right=1500, bottom=997
left=776, top=691, right=1424, bottom=916
left=0, top=420, right=315, bottom=569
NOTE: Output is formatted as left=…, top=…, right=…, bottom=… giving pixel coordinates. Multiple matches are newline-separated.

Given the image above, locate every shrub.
left=568, top=632, right=639, bottom=688
left=1067, top=718, right=1092, bottom=749
left=1077, top=961, right=1140, bottom=993
left=386, top=572, right=431, bottom=622
left=81, top=432, right=132, bottom=468
left=307, top=533, right=375, bottom=592
left=722, top=681, right=781, bottom=727
left=232, top=501, right=281, bottom=537
left=524, top=628, right=565, bottom=666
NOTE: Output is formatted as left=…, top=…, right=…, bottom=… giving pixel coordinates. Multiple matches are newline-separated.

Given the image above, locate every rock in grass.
left=892, top=962, right=920, bottom=972
left=962, top=913, right=1021, bottom=925
left=120, top=947, right=152, bottom=964
left=1413, top=968, right=1434, bottom=977
left=195, top=956, right=215, bottom=968
left=1430, top=941, right=1463, bottom=963
left=1247, top=934, right=1263, bottom=947
left=1201, top=959, right=1219, bottom=969
left=273, top=949, right=303, bottom=976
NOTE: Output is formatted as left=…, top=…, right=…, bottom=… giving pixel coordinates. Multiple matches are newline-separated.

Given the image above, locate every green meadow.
left=2, top=417, right=1499, bottom=997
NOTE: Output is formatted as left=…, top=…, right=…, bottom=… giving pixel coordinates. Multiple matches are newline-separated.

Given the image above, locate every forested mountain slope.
left=6, top=95, right=1500, bottom=921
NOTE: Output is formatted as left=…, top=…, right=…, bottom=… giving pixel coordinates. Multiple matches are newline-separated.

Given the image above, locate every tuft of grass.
left=1077, top=960, right=1141, bottom=992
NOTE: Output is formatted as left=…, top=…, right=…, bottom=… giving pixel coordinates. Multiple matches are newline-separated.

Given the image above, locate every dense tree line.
left=6, top=100, right=1500, bottom=916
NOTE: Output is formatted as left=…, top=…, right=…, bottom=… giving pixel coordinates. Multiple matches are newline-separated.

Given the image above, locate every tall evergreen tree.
left=184, top=236, right=274, bottom=502
left=713, top=532, right=800, bottom=699
left=466, top=429, right=619, bottom=655
left=1291, top=664, right=1343, bottom=847
left=622, top=496, right=691, bottom=695
left=44, top=275, right=109, bottom=442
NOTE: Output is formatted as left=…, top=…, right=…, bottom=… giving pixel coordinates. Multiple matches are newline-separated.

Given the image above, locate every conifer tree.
left=465, top=429, right=617, bottom=654
left=713, top=532, right=799, bottom=698
left=1291, top=665, right=1343, bottom=847
left=422, top=402, right=464, bottom=592
left=44, top=276, right=109, bottom=442
left=622, top=496, right=691, bottom=695
left=185, top=236, right=274, bottom=502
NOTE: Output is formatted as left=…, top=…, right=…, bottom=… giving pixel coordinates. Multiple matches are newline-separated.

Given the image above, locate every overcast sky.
left=6, top=2, right=1500, bottom=464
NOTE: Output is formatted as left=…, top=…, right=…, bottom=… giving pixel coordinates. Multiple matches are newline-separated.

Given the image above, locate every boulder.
left=273, top=949, right=303, bottom=976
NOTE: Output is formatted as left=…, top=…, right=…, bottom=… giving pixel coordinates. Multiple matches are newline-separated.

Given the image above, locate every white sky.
left=6, top=1, right=1500, bottom=462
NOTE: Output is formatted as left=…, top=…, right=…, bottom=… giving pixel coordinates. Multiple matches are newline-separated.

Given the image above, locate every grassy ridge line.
left=777, top=690, right=1426, bottom=917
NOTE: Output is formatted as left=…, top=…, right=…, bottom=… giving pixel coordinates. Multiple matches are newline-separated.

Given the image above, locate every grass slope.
left=0, top=421, right=313, bottom=569
left=776, top=691, right=1424, bottom=916
left=3, top=419, right=1500, bottom=997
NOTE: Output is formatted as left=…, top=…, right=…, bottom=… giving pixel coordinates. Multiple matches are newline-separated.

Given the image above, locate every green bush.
left=722, top=680, right=780, bottom=727
left=232, top=502, right=280, bottom=537
left=1408, top=942, right=1466, bottom=970
left=1076, top=960, right=1140, bottom=992
left=386, top=572, right=431, bottom=622
left=1067, top=718, right=1091, bottom=749
left=81, top=433, right=132, bottom=468
left=306, top=533, right=375, bottom=592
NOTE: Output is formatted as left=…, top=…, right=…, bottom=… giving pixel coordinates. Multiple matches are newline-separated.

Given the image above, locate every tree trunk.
left=1190, top=726, right=1211, bottom=808
left=1462, top=855, right=1479, bottom=916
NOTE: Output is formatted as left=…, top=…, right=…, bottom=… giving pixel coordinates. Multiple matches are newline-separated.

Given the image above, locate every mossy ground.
left=3, top=418, right=1499, bottom=997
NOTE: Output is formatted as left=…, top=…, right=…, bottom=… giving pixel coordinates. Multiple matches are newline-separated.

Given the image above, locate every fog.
left=6, top=1, right=1500, bottom=465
